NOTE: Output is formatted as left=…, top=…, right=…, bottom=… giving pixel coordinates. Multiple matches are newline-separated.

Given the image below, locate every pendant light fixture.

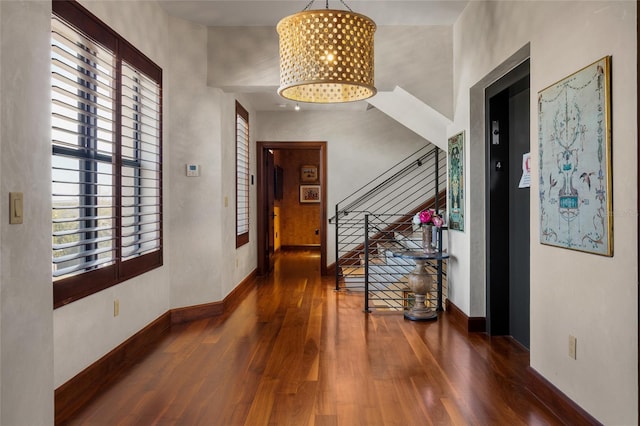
left=277, top=0, right=376, bottom=104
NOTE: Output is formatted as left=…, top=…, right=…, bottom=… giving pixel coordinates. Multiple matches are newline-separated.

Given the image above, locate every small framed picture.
left=300, top=165, right=318, bottom=182
left=300, top=185, right=321, bottom=203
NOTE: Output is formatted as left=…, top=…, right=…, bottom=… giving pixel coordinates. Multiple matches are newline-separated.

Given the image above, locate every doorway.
left=256, top=141, right=328, bottom=276
left=485, top=60, right=531, bottom=348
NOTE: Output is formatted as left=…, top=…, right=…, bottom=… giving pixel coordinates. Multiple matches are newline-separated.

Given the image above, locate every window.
left=51, top=1, right=162, bottom=308
left=236, top=101, right=250, bottom=247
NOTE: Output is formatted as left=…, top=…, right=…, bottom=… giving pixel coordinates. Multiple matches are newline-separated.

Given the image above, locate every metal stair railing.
left=331, top=144, right=446, bottom=292
left=363, top=214, right=448, bottom=313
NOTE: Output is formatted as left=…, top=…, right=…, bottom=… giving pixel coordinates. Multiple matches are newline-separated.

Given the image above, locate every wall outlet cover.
left=569, top=335, right=577, bottom=360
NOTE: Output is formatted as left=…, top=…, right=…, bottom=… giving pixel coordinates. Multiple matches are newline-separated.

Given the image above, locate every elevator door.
left=486, top=60, right=531, bottom=349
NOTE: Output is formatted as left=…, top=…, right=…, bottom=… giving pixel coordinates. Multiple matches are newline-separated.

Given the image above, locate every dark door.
left=507, top=79, right=530, bottom=348
left=265, top=150, right=276, bottom=272
left=486, top=60, right=531, bottom=349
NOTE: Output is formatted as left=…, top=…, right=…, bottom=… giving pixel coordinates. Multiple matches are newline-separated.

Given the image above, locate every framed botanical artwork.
left=300, top=185, right=321, bottom=203
left=300, top=165, right=318, bottom=182
left=448, top=131, right=464, bottom=231
left=538, top=56, right=612, bottom=256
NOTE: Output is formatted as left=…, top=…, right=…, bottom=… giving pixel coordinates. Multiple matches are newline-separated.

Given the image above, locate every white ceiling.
left=158, top=0, right=468, bottom=112
left=158, top=0, right=469, bottom=27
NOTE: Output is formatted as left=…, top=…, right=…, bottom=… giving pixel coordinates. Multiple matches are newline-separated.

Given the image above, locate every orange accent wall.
left=274, top=149, right=321, bottom=247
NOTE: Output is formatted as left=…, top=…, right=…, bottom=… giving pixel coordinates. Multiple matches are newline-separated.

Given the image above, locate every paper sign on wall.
left=518, top=152, right=530, bottom=188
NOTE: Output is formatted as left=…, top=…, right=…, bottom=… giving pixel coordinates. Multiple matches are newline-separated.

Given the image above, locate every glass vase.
left=422, top=225, right=436, bottom=254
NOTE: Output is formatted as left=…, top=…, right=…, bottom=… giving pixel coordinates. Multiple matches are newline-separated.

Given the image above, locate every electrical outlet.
left=568, top=335, right=577, bottom=359
left=114, top=299, right=120, bottom=317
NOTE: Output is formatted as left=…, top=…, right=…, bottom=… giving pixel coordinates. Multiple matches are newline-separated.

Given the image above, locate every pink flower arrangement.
left=414, top=208, right=444, bottom=228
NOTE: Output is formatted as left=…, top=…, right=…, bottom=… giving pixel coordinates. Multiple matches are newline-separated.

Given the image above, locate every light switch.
left=9, top=192, right=23, bottom=224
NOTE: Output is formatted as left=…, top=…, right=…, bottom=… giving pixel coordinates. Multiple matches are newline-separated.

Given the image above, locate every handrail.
left=330, top=144, right=437, bottom=222
left=338, top=151, right=435, bottom=215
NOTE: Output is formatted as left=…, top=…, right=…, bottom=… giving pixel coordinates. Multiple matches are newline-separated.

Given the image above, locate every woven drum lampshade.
left=277, top=9, right=376, bottom=103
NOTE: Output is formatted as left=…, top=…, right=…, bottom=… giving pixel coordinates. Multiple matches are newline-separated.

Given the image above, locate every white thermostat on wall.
left=186, top=164, right=200, bottom=177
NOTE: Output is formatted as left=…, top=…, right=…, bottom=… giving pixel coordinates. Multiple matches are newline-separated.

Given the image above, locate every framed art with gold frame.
left=538, top=56, right=612, bottom=256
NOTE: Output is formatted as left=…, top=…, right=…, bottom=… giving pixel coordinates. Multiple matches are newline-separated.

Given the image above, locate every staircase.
left=331, top=144, right=447, bottom=312
left=347, top=215, right=448, bottom=312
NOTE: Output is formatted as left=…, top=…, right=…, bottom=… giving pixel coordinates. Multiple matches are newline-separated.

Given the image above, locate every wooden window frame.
left=52, top=0, right=163, bottom=308
left=236, top=101, right=250, bottom=248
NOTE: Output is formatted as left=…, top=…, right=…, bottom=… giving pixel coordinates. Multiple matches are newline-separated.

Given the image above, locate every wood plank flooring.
left=65, top=251, right=562, bottom=425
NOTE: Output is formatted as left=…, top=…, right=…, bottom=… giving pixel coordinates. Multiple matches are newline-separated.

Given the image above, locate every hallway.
left=66, top=251, right=562, bottom=425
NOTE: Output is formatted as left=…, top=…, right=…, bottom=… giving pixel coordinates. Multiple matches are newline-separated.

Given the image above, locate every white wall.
left=54, top=0, right=173, bottom=388
left=166, top=15, right=225, bottom=307
left=0, top=0, right=634, bottom=423
left=450, top=1, right=637, bottom=423
left=257, top=109, right=432, bottom=265
left=208, top=27, right=279, bottom=91
left=0, top=2, right=54, bottom=424
left=375, top=26, right=453, bottom=118
left=215, top=91, right=259, bottom=298
left=54, top=1, right=259, bottom=389
left=207, top=25, right=454, bottom=118
left=0, top=5, right=3, bottom=420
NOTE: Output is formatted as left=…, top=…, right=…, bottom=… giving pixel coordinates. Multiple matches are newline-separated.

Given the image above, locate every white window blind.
left=52, top=15, right=117, bottom=279
left=121, top=62, right=162, bottom=260
left=51, top=2, right=163, bottom=307
left=236, top=102, right=250, bottom=247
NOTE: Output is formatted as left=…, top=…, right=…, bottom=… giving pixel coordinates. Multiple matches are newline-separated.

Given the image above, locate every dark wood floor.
left=66, top=251, right=562, bottom=425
